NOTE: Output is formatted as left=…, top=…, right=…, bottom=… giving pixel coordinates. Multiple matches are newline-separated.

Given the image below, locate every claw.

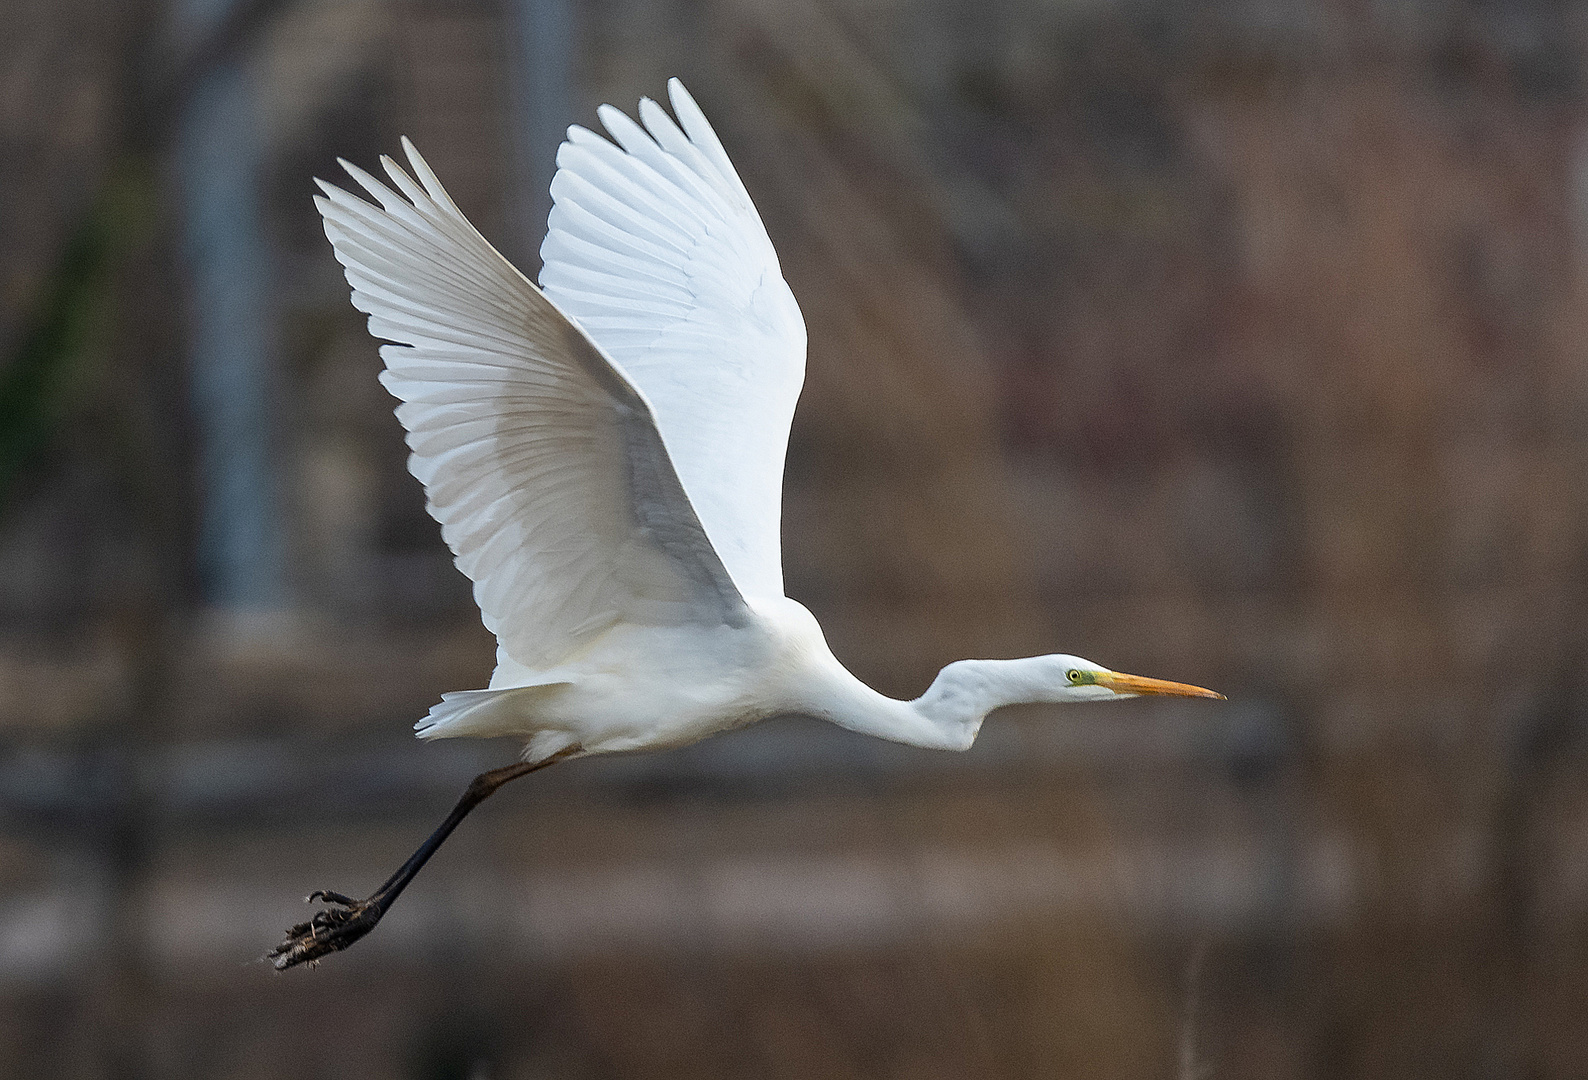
left=269, top=890, right=386, bottom=971
left=306, top=889, right=358, bottom=906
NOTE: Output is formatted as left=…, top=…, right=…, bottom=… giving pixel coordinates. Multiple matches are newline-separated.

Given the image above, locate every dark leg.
left=269, top=745, right=579, bottom=970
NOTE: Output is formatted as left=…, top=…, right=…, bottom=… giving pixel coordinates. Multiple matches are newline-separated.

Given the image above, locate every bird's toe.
left=305, top=889, right=358, bottom=906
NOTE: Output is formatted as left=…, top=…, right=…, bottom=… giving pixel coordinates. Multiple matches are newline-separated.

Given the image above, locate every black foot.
left=269, top=890, right=386, bottom=970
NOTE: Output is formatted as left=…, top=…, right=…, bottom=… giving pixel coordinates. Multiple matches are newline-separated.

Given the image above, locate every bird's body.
left=426, top=594, right=1147, bottom=757
left=272, top=79, right=1220, bottom=969
left=427, top=596, right=834, bottom=757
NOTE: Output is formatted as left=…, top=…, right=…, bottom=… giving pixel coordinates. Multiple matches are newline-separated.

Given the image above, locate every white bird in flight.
left=271, top=79, right=1222, bottom=969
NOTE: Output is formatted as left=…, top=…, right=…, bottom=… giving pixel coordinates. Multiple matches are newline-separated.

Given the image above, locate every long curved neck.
left=812, top=657, right=1060, bottom=752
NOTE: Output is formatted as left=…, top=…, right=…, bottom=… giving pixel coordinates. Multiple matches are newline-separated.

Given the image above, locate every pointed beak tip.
left=1099, top=671, right=1226, bottom=701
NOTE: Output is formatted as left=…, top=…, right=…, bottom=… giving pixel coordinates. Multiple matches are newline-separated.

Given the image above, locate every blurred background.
left=4, top=0, right=1588, bottom=1076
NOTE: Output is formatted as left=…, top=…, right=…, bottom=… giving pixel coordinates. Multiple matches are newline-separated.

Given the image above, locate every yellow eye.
left=1067, top=669, right=1083, bottom=684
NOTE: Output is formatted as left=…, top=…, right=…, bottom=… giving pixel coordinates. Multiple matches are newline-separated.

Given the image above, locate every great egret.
left=270, top=79, right=1222, bottom=970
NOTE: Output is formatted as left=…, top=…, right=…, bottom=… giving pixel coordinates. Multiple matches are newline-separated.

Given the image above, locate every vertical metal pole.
left=504, top=0, right=576, bottom=273
left=176, top=53, right=285, bottom=609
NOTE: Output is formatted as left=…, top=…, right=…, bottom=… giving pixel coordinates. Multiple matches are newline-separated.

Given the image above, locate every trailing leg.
left=269, top=745, right=579, bottom=970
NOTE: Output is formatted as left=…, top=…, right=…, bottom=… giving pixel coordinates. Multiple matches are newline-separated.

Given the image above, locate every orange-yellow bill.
left=1095, top=671, right=1225, bottom=700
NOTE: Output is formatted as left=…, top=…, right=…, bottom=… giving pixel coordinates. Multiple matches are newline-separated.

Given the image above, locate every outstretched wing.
left=540, top=78, right=806, bottom=601
left=315, top=139, right=747, bottom=671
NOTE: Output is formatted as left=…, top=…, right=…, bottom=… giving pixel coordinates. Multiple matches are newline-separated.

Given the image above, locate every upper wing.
left=540, top=78, right=807, bottom=601
left=315, top=139, right=747, bottom=670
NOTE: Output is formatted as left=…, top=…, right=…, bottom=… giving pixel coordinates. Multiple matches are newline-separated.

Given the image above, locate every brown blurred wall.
left=3, top=1, right=1588, bottom=1078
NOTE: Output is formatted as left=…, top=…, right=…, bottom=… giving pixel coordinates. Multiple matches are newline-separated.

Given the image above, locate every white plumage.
left=313, top=78, right=1221, bottom=763
left=270, top=78, right=1224, bottom=971
left=543, top=88, right=805, bottom=602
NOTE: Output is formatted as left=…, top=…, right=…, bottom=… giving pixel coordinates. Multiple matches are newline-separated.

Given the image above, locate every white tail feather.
left=414, top=684, right=568, bottom=740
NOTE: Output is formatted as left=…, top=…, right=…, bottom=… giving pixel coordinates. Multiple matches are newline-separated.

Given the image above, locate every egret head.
left=1035, top=654, right=1225, bottom=703
left=905, top=653, right=1224, bottom=749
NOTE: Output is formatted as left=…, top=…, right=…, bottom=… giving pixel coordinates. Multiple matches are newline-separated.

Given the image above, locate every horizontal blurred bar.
left=0, top=704, right=1282, bottom=825
left=0, top=823, right=1513, bottom=980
